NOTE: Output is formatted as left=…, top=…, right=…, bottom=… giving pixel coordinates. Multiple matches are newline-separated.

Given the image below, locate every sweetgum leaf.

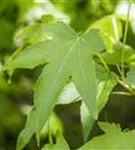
left=5, top=22, right=75, bottom=69
left=79, top=122, right=135, bottom=150
left=5, top=22, right=105, bottom=150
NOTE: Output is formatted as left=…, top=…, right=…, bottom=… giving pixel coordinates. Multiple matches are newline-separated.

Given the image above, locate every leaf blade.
left=81, top=69, right=117, bottom=141
left=79, top=122, right=135, bottom=150
left=12, top=22, right=105, bottom=149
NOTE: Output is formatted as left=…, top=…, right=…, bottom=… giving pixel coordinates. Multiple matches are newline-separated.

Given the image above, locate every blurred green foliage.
left=52, top=0, right=118, bottom=31
left=1, top=0, right=135, bottom=150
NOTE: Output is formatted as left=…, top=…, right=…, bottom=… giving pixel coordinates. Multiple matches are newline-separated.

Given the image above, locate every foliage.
left=1, top=0, right=135, bottom=150
left=42, top=132, right=69, bottom=150
left=79, top=122, right=135, bottom=149
left=6, top=22, right=105, bottom=150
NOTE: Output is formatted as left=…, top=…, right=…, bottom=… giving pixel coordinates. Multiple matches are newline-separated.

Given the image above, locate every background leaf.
left=89, top=15, right=122, bottom=41
left=79, top=122, right=135, bottom=150
left=41, top=132, right=69, bottom=150
left=89, top=15, right=123, bottom=52
left=125, top=67, right=135, bottom=88
left=101, top=42, right=135, bottom=66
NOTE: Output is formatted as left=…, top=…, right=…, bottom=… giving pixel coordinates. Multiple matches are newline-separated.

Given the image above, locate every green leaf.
left=14, top=23, right=49, bottom=46
left=89, top=15, right=122, bottom=52
left=125, top=67, right=135, bottom=88
left=41, top=132, right=69, bottom=150
left=90, top=15, right=122, bottom=41
left=6, top=22, right=75, bottom=70
left=55, top=66, right=117, bottom=141
left=40, top=112, right=63, bottom=139
left=101, top=42, right=135, bottom=66
left=6, top=22, right=105, bottom=150
left=79, top=122, right=135, bottom=150
left=14, top=12, right=65, bottom=47
left=98, top=122, right=121, bottom=134
left=17, top=109, right=37, bottom=150
left=81, top=67, right=117, bottom=141
left=40, top=14, right=56, bottom=24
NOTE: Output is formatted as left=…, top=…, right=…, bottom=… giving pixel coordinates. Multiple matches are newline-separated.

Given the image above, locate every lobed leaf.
left=7, top=22, right=105, bottom=150
left=5, top=22, right=76, bottom=70
left=79, top=122, right=135, bottom=150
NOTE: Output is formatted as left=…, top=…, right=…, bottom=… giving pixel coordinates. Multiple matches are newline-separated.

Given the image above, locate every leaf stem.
left=96, top=54, right=110, bottom=72
left=121, top=1, right=132, bottom=80
left=111, top=91, right=132, bottom=96
left=48, top=118, right=53, bottom=144
left=116, top=64, right=123, bottom=79
left=118, top=79, right=135, bottom=95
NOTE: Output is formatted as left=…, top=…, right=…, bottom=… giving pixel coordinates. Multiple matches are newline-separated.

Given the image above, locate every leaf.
left=5, top=22, right=105, bottom=150
left=40, top=14, right=56, bottom=24
left=55, top=66, right=117, bottom=141
left=81, top=67, right=117, bottom=141
left=14, top=16, right=66, bottom=47
left=101, top=42, right=135, bottom=66
left=17, top=109, right=37, bottom=150
left=14, top=23, right=49, bottom=47
left=89, top=15, right=122, bottom=52
left=98, top=122, right=121, bottom=134
left=40, top=112, right=63, bottom=139
left=79, top=122, right=135, bottom=150
left=5, top=22, right=75, bottom=70
left=41, top=132, right=69, bottom=150
left=125, top=67, right=135, bottom=88
left=89, top=15, right=122, bottom=41
left=57, top=66, right=117, bottom=105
